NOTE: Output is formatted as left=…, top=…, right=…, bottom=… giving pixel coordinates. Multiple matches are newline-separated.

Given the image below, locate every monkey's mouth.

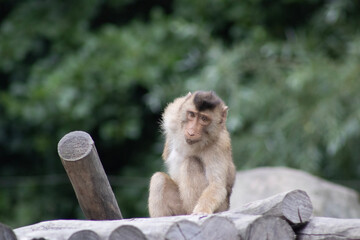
left=186, top=139, right=200, bottom=145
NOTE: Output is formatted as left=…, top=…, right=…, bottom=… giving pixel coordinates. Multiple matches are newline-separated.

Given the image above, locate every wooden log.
left=14, top=218, right=194, bottom=240
left=115, top=215, right=238, bottom=240
left=69, top=230, right=100, bottom=240
left=165, top=220, right=201, bottom=240
left=165, top=216, right=238, bottom=240
left=109, top=225, right=146, bottom=240
left=14, top=214, right=294, bottom=240
left=296, top=217, right=360, bottom=240
left=197, top=216, right=239, bottom=240
left=232, top=189, right=313, bottom=226
left=0, top=223, right=17, bottom=240
left=58, top=131, right=122, bottom=220
left=221, top=212, right=295, bottom=240
left=14, top=215, right=238, bottom=240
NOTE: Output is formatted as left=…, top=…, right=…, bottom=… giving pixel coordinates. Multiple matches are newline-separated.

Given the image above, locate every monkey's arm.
left=192, top=182, right=227, bottom=214
left=192, top=157, right=229, bottom=214
left=162, top=95, right=189, bottom=134
left=161, top=95, right=189, bottom=162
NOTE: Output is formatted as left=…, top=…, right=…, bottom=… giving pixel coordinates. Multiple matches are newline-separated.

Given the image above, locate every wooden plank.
left=232, top=189, right=313, bottom=226
left=58, top=131, right=122, bottom=220
left=296, top=217, right=360, bottom=240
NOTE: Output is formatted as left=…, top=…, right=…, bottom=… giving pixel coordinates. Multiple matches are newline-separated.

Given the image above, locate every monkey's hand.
left=192, top=204, right=213, bottom=215
left=192, top=182, right=227, bottom=215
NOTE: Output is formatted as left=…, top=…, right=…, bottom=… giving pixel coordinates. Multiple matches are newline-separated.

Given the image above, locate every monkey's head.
left=181, top=91, right=228, bottom=146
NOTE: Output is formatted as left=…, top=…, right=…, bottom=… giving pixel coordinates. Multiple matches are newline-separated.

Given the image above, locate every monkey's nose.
left=187, top=130, right=195, bottom=136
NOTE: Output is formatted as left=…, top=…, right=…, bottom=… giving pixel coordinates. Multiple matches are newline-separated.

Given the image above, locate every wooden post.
left=58, top=131, right=123, bottom=220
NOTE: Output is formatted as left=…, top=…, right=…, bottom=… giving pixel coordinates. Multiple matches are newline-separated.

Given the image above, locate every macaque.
left=148, top=91, right=236, bottom=217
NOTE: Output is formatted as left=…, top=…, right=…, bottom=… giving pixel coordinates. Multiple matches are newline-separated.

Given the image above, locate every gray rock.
left=230, top=167, right=360, bottom=218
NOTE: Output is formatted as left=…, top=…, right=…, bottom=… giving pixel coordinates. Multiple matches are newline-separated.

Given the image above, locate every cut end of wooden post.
left=166, top=220, right=201, bottom=239
left=69, top=230, right=100, bottom=240
left=282, top=189, right=313, bottom=225
left=58, top=131, right=94, bottom=161
left=109, top=225, right=146, bottom=240
left=248, top=216, right=295, bottom=240
left=200, top=216, right=238, bottom=239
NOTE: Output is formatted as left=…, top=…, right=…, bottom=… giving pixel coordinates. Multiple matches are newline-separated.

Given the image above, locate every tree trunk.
left=58, top=131, right=122, bottom=220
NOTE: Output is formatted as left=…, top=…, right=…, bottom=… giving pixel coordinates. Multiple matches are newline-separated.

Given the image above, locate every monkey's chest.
left=177, top=156, right=209, bottom=212
left=167, top=151, right=208, bottom=191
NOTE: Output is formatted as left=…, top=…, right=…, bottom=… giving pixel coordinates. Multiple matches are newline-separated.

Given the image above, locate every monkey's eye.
left=200, top=115, right=210, bottom=124
left=187, top=111, right=196, bottom=119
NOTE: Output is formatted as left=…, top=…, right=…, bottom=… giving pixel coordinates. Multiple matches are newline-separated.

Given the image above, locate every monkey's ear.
left=185, top=92, right=192, bottom=100
left=221, top=106, right=228, bottom=123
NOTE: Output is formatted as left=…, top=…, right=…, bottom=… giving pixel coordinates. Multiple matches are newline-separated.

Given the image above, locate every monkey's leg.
left=148, top=172, right=185, bottom=217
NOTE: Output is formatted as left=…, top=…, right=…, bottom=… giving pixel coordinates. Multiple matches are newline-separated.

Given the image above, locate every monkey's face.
left=184, top=109, right=212, bottom=145
left=177, top=91, right=228, bottom=147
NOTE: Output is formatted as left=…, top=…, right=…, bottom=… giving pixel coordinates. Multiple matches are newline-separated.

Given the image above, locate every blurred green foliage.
left=0, top=0, right=359, bottom=228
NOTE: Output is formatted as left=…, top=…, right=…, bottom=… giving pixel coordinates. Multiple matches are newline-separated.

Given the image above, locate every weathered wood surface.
left=14, top=215, right=239, bottom=240
left=12, top=190, right=310, bottom=240
left=221, top=212, right=295, bottom=240
left=296, top=217, right=360, bottom=240
left=58, top=131, right=122, bottom=220
left=13, top=213, right=297, bottom=240
left=232, top=189, right=313, bottom=226
left=11, top=215, right=360, bottom=240
left=8, top=189, right=360, bottom=240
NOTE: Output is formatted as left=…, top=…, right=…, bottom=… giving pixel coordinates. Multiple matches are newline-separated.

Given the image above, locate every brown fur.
left=148, top=91, right=236, bottom=217
left=193, top=91, right=222, bottom=111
